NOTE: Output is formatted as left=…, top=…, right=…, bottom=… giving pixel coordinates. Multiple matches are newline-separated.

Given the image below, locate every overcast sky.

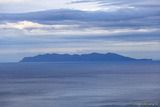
left=0, top=0, right=160, bottom=62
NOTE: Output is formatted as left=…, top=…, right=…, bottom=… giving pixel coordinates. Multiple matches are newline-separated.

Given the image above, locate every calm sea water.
left=0, top=62, right=160, bottom=107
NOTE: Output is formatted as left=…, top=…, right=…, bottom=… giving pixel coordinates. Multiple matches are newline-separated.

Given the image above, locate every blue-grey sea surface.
left=0, top=62, right=160, bottom=107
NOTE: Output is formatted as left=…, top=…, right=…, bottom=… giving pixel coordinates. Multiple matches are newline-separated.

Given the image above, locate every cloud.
left=0, top=9, right=159, bottom=30
left=70, top=0, right=160, bottom=6
left=0, top=21, right=43, bottom=30
left=70, top=0, right=160, bottom=12
left=0, top=20, right=159, bottom=38
left=1, top=8, right=158, bottom=21
left=0, top=0, right=101, bottom=13
left=0, top=0, right=160, bottom=13
left=0, top=9, right=159, bottom=42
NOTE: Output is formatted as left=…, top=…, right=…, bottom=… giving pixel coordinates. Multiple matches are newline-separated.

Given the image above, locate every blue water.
left=0, top=62, right=160, bottom=107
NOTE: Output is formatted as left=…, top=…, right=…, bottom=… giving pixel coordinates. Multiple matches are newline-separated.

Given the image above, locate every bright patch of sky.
left=0, top=0, right=102, bottom=13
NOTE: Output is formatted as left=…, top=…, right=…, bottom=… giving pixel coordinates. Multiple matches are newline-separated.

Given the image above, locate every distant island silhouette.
left=20, top=53, right=153, bottom=62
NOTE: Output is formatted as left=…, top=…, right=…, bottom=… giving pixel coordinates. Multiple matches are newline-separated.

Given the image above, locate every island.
left=20, top=53, right=153, bottom=62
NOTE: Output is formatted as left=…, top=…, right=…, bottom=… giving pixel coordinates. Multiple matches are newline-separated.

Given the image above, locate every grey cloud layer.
left=0, top=8, right=159, bottom=29
left=0, top=8, right=159, bottom=45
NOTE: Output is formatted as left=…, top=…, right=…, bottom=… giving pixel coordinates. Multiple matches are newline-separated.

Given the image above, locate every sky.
left=0, top=0, right=160, bottom=62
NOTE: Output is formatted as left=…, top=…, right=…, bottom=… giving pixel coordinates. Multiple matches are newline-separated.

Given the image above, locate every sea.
left=0, top=62, right=160, bottom=107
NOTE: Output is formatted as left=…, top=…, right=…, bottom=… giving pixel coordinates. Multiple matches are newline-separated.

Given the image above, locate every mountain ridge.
left=20, top=53, right=153, bottom=62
